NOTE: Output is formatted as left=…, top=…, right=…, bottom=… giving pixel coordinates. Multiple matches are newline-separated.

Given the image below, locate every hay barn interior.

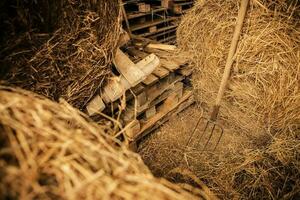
left=0, top=0, right=299, bottom=199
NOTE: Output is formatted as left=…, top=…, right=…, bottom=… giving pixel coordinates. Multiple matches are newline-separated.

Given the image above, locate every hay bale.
left=0, top=86, right=201, bottom=200
left=177, top=0, right=300, bottom=136
left=1, top=0, right=121, bottom=110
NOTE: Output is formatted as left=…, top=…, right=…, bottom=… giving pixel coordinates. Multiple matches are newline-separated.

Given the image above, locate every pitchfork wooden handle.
left=210, top=0, right=249, bottom=121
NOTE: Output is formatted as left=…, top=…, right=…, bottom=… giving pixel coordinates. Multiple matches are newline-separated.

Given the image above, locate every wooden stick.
left=120, top=0, right=132, bottom=37
left=210, top=0, right=249, bottom=121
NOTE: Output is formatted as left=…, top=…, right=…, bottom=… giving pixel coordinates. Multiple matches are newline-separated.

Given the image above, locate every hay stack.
left=0, top=86, right=202, bottom=200
left=177, top=0, right=300, bottom=136
left=1, top=0, right=121, bottom=110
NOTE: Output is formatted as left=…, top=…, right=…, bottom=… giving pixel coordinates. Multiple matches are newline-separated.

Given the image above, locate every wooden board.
left=127, top=7, right=166, bottom=20
left=102, top=77, right=128, bottom=103
left=146, top=43, right=177, bottom=51
left=153, top=66, right=169, bottom=78
left=113, top=48, right=145, bottom=86
left=86, top=95, right=106, bottom=116
left=135, top=53, right=160, bottom=75
left=138, top=25, right=177, bottom=38
left=178, top=66, right=193, bottom=76
left=142, top=74, right=159, bottom=86
left=161, top=58, right=181, bottom=71
left=126, top=48, right=149, bottom=59
left=130, top=17, right=176, bottom=32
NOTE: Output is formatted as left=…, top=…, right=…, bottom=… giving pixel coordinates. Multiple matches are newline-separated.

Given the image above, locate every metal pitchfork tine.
left=186, top=0, right=249, bottom=152
left=186, top=113, right=224, bottom=152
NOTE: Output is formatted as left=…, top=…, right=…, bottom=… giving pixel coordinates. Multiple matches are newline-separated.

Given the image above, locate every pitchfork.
left=186, top=0, right=249, bottom=152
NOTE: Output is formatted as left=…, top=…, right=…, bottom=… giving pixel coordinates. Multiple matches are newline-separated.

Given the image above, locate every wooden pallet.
left=119, top=45, right=194, bottom=149
left=87, top=41, right=193, bottom=149
left=121, top=0, right=190, bottom=43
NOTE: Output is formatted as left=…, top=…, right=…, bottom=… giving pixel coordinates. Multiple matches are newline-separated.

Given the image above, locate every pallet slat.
left=131, top=17, right=176, bottom=32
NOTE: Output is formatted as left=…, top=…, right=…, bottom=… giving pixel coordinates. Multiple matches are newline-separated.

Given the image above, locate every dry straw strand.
left=0, top=86, right=202, bottom=200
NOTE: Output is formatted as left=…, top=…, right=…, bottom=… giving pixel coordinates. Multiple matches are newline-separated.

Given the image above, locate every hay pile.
left=177, top=0, right=300, bottom=136
left=138, top=0, right=300, bottom=199
left=1, top=0, right=121, bottom=110
left=139, top=105, right=300, bottom=199
left=0, top=87, right=204, bottom=200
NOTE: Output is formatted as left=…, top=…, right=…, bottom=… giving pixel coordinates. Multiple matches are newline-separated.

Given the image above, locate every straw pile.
left=1, top=0, right=121, bottom=110
left=177, top=0, right=300, bottom=136
left=139, top=106, right=300, bottom=199
left=0, top=86, right=204, bottom=200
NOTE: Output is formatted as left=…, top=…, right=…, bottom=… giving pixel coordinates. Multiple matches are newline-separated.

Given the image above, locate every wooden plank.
left=126, top=48, right=149, bottom=59
left=158, top=35, right=176, bottom=43
left=146, top=43, right=177, bottom=51
left=132, top=83, right=145, bottom=95
left=127, top=7, right=166, bottom=19
left=149, top=28, right=177, bottom=39
left=161, top=0, right=170, bottom=8
left=149, top=87, right=175, bottom=108
left=125, top=83, right=145, bottom=103
left=103, top=53, right=159, bottom=103
left=138, top=3, right=151, bottom=12
left=113, top=48, right=145, bottom=86
left=102, top=77, right=129, bottom=103
left=149, top=26, right=157, bottom=33
left=138, top=25, right=177, bottom=37
left=86, top=95, right=106, bottom=116
left=131, top=17, right=175, bottom=32
left=135, top=53, right=160, bottom=75
left=173, top=4, right=182, bottom=14
left=174, top=82, right=184, bottom=98
left=147, top=75, right=183, bottom=103
left=153, top=66, right=169, bottom=78
left=143, top=74, right=159, bottom=86
left=174, top=1, right=193, bottom=6
left=161, top=58, right=181, bottom=71
left=178, top=66, right=193, bottom=76
left=136, top=92, right=147, bottom=107
left=145, top=106, right=156, bottom=119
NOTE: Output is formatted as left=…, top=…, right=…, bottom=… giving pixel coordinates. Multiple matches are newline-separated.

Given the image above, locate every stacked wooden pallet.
left=86, top=40, right=194, bottom=150
left=123, top=44, right=194, bottom=150
left=122, top=0, right=182, bottom=44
